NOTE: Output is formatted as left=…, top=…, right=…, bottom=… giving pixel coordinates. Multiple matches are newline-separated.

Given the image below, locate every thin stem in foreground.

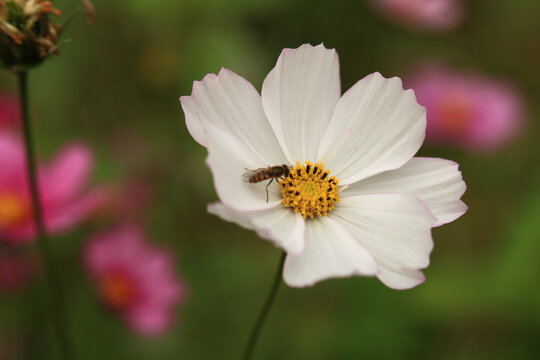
left=18, top=71, right=74, bottom=360
left=242, top=251, right=286, bottom=360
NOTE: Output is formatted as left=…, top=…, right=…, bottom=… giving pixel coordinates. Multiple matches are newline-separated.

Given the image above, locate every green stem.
left=242, top=251, right=286, bottom=360
left=18, top=71, right=74, bottom=360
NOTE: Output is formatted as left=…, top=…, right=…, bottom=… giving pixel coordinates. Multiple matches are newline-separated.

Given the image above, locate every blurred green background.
left=1, top=0, right=540, bottom=359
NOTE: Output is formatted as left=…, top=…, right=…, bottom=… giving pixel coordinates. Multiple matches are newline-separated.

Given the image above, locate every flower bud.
left=0, top=0, right=62, bottom=71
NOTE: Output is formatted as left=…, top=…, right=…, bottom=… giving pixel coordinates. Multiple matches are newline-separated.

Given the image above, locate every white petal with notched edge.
left=262, top=44, right=341, bottom=163
left=203, top=120, right=281, bottom=211
left=283, top=217, right=379, bottom=287
left=330, top=194, right=435, bottom=289
left=208, top=202, right=305, bottom=255
left=318, top=73, right=426, bottom=185
left=341, top=157, right=467, bottom=226
left=207, top=202, right=253, bottom=230
left=377, top=265, right=426, bottom=290
left=180, top=68, right=288, bottom=165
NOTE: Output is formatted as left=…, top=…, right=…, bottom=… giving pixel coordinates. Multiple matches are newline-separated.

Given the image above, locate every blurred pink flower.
left=370, top=0, right=464, bottom=31
left=0, top=248, right=38, bottom=293
left=84, top=224, right=186, bottom=336
left=0, top=131, right=104, bottom=244
left=0, top=92, right=21, bottom=129
left=406, top=65, right=525, bottom=152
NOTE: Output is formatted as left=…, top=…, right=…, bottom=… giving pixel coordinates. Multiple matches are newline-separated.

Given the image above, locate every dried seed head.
left=0, top=0, right=62, bottom=71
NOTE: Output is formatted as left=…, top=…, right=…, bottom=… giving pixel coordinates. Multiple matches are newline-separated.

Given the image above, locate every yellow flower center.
left=279, top=161, right=340, bottom=219
left=0, top=192, right=27, bottom=228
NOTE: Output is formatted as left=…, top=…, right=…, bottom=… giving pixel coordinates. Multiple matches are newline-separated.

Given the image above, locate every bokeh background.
left=1, top=0, right=539, bottom=359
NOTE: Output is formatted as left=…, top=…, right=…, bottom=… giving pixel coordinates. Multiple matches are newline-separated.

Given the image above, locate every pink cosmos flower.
left=84, top=225, right=186, bottom=336
left=369, top=0, right=464, bottom=31
left=0, top=131, right=103, bottom=244
left=406, top=65, right=525, bottom=152
left=0, top=92, right=21, bottom=129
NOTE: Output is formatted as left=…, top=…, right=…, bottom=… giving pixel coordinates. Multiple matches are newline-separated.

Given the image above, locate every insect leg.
left=265, top=178, right=274, bottom=202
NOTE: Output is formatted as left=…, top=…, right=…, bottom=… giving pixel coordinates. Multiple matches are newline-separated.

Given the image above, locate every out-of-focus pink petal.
left=0, top=137, right=100, bottom=244
left=370, top=0, right=464, bottom=31
left=125, top=308, right=174, bottom=336
left=44, top=188, right=106, bottom=232
left=84, top=225, right=187, bottom=336
left=40, top=143, right=93, bottom=204
left=0, top=132, right=25, bottom=188
left=0, top=92, right=21, bottom=128
left=466, top=83, right=525, bottom=151
left=2, top=189, right=106, bottom=245
left=406, top=64, right=525, bottom=153
left=84, top=224, right=145, bottom=274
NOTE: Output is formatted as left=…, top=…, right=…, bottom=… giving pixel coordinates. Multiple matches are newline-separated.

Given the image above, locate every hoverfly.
left=243, top=164, right=290, bottom=202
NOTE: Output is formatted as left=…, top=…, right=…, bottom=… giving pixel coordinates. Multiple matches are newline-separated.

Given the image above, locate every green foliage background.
left=1, top=0, right=539, bottom=359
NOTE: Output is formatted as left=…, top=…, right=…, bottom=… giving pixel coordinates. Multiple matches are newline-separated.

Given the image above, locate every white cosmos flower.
left=180, top=44, right=467, bottom=289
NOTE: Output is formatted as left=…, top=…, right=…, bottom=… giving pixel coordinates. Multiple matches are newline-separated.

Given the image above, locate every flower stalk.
left=242, top=250, right=286, bottom=360
left=18, top=70, right=73, bottom=359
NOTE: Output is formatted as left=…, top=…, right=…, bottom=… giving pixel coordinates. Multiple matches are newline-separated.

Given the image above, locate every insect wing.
left=242, top=170, right=254, bottom=183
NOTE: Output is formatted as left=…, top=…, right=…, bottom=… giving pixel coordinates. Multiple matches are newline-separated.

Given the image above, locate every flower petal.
left=341, top=157, right=467, bottom=226
left=40, top=143, right=93, bottom=204
left=180, top=68, right=287, bottom=165
left=262, top=44, right=340, bottom=163
left=376, top=266, right=426, bottom=290
left=283, top=217, right=378, bottom=287
left=208, top=202, right=305, bottom=255
left=203, top=121, right=282, bottom=211
left=4, top=189, right=106, bottom=244
left=330, top=194, right=435, bottom=290
left=125, top=307, right=173, bottom=336
left=207, top=201, right=253, bottom=229
left=43, top=189, right=106, bottom=233
left=318, top=72, right=426, bottom=185
left=0, top=131, right=24, bottom=187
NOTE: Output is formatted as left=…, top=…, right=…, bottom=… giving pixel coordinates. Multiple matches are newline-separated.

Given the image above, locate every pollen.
left=278, top=161, right=340, bottom=219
